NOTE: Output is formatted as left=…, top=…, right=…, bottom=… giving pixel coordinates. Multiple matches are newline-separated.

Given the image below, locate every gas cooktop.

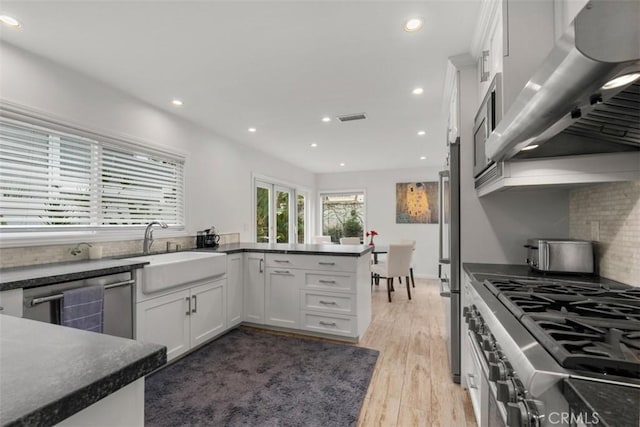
left=484, top=278, right=640, bottom=380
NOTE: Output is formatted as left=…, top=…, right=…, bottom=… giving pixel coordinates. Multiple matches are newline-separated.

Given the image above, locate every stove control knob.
left=481, top=335, right=494, bottom=351
left=468, top=317, right=478, bottom=332
left=485, top=351, right=500, bottom=363
left=489, top=362, right=507, bottom=382
left=507, top=402, right=528, bottom=427
left=496, top=380, right=517, bottom=403
left=507, top=399, right=545, bottom=427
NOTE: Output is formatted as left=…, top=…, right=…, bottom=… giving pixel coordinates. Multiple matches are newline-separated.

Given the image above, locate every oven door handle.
left=467, top=331, right=489, bottom=377
left=439, top=278, right=451, bottom=297
left=30, top=280, right=135, bottom=306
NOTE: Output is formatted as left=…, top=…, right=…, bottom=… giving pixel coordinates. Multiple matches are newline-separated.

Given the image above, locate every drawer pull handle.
left=318, top=280, right=336, bottom=284
left=274, top=270, right=290, bottom=274
left=274, top=259, right=290, bottom=263
left=319, top=321, right=337, bottom=327
left=318, top=262, right=336, bottom=266
left=319, top=300, right=337, bottom=305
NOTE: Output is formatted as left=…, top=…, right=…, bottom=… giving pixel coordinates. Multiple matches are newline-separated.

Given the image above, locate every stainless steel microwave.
left=473, top=73, right=502, bottom=178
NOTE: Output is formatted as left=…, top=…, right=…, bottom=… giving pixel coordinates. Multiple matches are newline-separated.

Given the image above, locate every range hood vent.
left=337, top=113, right=367, bottom=122
left=485, top=0, right=640, bottom=162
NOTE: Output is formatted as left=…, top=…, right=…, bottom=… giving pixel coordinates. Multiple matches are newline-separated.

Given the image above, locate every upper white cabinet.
left=226, top=253, right=243, bottom=327
left=475, top=0, right=556, bottom=115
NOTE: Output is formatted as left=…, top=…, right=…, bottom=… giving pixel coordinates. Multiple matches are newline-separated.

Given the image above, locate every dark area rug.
left=145, top=328, right=379, bottom=427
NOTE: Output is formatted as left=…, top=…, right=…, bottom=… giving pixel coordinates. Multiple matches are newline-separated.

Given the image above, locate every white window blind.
left=0, top=118, right=185, bottom=229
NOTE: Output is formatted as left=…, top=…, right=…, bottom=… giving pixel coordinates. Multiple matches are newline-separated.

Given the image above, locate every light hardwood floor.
left=357, top=278, right=476, bottom=427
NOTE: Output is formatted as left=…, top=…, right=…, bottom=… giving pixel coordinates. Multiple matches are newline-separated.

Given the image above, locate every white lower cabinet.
left=265, top=267, right=302, bottom=328
left=136, top=278, right=226, bottom=362
left=226, top=253, right=243, bottom=327
left=243, top=253, right=265, bottom=324
left=190, top=280, right=226, bottom=347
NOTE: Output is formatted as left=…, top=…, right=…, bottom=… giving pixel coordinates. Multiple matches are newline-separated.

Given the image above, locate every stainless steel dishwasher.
left=22, top=271, right=134, bottom=339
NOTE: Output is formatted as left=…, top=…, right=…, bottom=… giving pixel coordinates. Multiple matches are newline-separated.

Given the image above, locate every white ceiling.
left=0, top=1, right=481, bottom=173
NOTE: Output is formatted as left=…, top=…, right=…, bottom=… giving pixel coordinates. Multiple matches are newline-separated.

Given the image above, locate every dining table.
left=371, top=245, right=388, bottom=264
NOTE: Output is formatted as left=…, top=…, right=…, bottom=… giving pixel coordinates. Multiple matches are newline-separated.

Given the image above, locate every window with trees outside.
left=255, top=178, right=307, bottom=244
left=320, top=191, right=365, bottom=243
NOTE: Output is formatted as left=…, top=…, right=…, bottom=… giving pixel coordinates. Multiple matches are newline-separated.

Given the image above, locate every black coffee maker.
left=197, top=226, right=220, bottom=248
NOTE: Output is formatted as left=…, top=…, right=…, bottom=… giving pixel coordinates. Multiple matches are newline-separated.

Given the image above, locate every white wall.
left=458, top=65, right=570, bottom=266
left=0, top=42, right=315, bottom=243
left=316, top=167, right=442, bottom=278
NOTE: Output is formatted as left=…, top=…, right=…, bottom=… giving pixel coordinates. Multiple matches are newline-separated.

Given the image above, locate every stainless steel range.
left=462, top=275, right=639, bottom=427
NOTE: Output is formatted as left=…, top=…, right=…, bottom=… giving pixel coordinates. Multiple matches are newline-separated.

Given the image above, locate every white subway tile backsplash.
left=569, top=181, right=640, bottom=286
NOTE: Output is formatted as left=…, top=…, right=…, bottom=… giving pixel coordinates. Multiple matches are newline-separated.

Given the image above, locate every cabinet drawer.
left=265, top=254, right=356, bottom=272
left=304, top=272, right=355, bottom=293
left=300, top=311, right=356, bottom=337
left=300, top=291, right=355, bottom=315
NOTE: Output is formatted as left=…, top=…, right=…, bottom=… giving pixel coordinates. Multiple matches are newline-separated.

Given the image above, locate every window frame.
left=252, top=174, right=310, bottom=244
left=0, top=101, right=188, bottom=247
left=317, top=189, right=367, bottom=243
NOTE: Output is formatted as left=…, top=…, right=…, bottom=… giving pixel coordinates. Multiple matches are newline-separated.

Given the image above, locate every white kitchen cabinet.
left=137, top=288, right=191, bottom=361
left=226, top=253, right=243, bottom=327
left=0, top=288, right=23, bottom=317
left=243, top=253, right=265, bottom=324
left=265, top=267, right=302, bottom=328
left=190, top=280, right=226, bottom=347
left=136, top=278, right=226, bottom=362
left=475, top=0, right=555, bottom=114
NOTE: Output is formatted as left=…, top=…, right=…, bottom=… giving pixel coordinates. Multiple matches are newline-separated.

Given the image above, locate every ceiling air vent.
left=337, top=113, right=367, bottom=122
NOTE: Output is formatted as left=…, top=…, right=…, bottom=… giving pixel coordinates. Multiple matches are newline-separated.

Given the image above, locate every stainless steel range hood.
left=485, top=0, right=640, bottom=162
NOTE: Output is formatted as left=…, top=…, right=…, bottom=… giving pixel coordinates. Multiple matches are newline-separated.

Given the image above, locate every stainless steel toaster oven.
left=524, top=238, right=594, bottom=274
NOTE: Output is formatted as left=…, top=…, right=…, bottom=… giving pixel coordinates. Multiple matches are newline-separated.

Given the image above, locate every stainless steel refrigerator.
left=438, top=138, right=460, bottom=384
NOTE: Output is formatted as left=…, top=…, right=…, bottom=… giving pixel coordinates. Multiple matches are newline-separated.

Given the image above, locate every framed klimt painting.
left=396, top=181, right=439, bottom=224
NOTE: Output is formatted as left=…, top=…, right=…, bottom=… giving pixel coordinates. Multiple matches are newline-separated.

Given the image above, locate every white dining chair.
left=312, top=235, right=332, bottom=244
left=370, top=243, right=413, bottom=302
left=400, top=239, right=416, bottom=288
left=339, top=237, right=361, bottom=245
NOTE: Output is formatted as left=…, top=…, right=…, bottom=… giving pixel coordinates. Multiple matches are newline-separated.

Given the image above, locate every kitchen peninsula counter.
left=0, top=315, right=166, bottom=427
left=197, top=242, right=374, bottom=256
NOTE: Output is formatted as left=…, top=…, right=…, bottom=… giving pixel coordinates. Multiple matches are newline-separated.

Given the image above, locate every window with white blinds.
left=0, top=118, right=185, bottom=229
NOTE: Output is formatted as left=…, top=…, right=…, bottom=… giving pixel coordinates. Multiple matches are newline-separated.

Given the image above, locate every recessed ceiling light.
left=404, top=18, right=423, bottom=32
left=602, top=72, right=640, bottom=90
left=412, top=87, right=424, bottom=95
left=171, top=99, right=183, bottom=106
left=322, top=116, right=331, bottom=123
left=248, top=127, right=257, bottom=133
left=417, top=130, right=426, bottom=136
left=339, top=162, right=345, bottom=167
left=310, top=143, right=318, bottom=148
left=521, top=144, right=539, bottom=151
left=0, top=15, right=21, bottom=28
left=420, top=156, right=427, bottom=160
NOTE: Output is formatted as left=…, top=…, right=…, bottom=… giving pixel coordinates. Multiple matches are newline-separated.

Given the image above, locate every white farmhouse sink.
left=131, top=251, right=227, bottom=294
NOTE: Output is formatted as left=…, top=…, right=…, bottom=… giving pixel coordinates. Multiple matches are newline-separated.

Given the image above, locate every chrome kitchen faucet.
left=143, top=221, right=168, bottom=254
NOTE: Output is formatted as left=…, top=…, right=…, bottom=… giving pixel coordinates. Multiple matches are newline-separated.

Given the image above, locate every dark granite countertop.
left=564, top=379, right=640, bottom=427
left=0, top=315, right=166, bottom=427
left=196, top=242, right=374, bottom=257
left=463, top=262, right=630, bottom=289
left=0, top=258, right=149, bottom=292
